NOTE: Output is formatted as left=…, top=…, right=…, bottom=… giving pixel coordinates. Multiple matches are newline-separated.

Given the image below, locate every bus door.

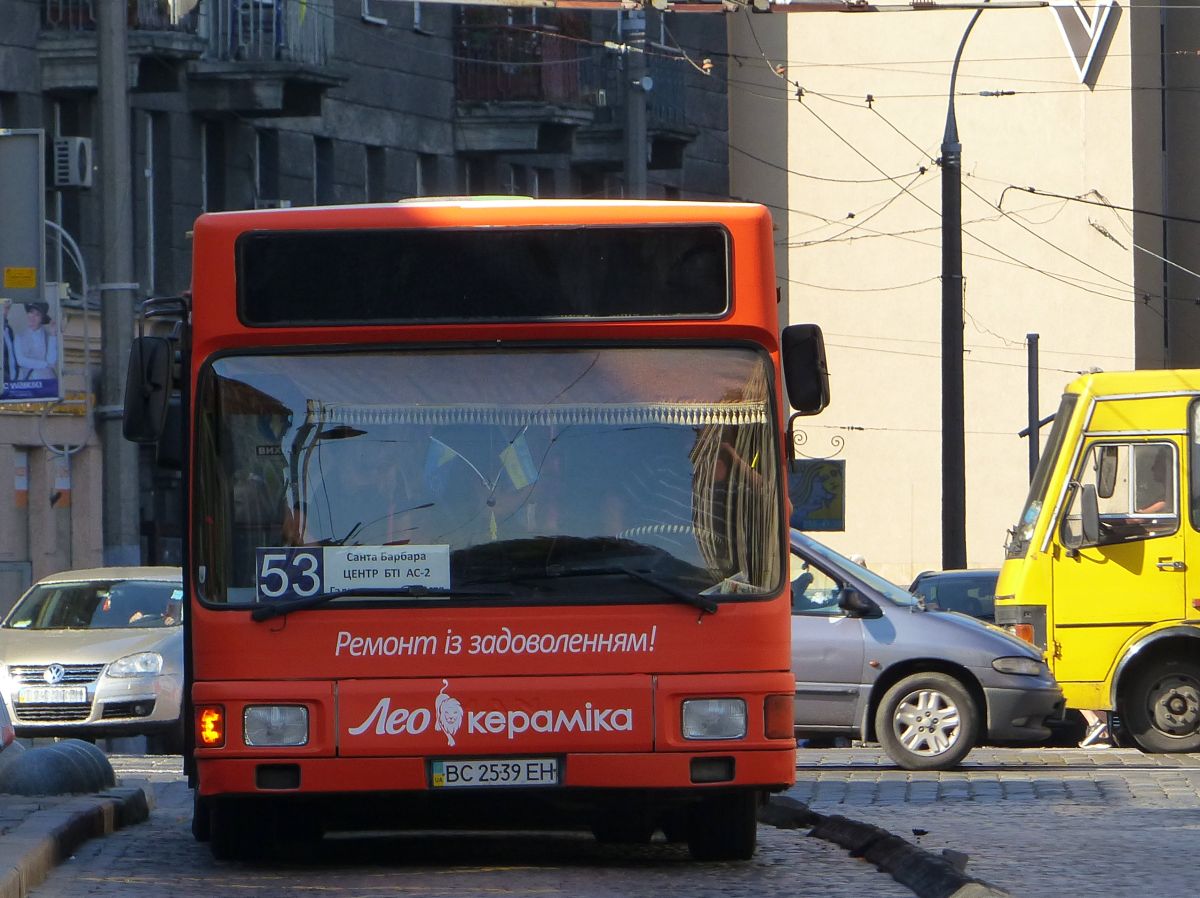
left=1052, top=439, right=1187, bottom=683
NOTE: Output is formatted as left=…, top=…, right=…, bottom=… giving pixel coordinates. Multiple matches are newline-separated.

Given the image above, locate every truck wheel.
left=685, top=791, right=758, bottom=861
left=1123, top=659, right=1200, bottom=753
left=875, top=672, right=978, bottom=771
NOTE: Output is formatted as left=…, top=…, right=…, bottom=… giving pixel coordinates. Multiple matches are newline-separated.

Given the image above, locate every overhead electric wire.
left=729, top=141, right=925, bottom=183
left=1001, top=186, right=1200, bottom=226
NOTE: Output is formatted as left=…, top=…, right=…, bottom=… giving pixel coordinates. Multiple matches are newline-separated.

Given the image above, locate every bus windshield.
left=1005, top=393, right=1079, bottom=559
left=195, top=345, right=781, bottom=606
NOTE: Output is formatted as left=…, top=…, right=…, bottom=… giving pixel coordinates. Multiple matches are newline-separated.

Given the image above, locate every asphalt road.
left=29, top=746, right=1200, bottom=898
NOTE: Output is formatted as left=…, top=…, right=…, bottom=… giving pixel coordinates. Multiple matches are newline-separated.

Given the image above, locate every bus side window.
left=1190, top=403, right=1200, bottom=530
left=1064, top=442, right=1178, bottom=547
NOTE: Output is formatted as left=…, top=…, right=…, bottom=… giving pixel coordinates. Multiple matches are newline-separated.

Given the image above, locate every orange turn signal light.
left=197, top=705, right=226, bottom=748
left=1014, top=623, right=1035, bottom=645
left=764, top=693, right=794, bottom=740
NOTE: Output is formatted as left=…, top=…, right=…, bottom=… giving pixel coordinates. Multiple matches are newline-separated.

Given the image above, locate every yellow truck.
left=995, top=369, right=1200, bottom=752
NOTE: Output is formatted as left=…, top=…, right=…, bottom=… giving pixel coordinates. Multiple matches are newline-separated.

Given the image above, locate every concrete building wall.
left=2, top=0, right=732, bottom=573
left=730, top=4, right=1170, bottom=583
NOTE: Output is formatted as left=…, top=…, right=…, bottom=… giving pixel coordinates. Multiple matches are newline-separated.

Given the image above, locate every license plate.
left=17, top=686, right=88, bottom=704
left=431, top=757, right=560, bottom=788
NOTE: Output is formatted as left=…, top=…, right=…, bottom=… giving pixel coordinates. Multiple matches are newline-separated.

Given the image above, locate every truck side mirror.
left=123, top=336, right=174, bottom=444
left=781, top=324, right=830, bottom=416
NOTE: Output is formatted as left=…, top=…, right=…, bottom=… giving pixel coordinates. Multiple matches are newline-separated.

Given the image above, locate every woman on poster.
left=14, top=302, right=58, bottom=381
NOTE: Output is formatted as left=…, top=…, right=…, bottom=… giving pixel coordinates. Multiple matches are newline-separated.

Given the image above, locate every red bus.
left=124, top=198, right=828, bottom=861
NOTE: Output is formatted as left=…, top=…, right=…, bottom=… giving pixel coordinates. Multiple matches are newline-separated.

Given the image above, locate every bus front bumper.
left=194, top=748, right=796, bottom=797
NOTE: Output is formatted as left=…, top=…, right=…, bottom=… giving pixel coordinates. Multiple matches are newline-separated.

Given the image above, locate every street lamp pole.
left=940, top=7, right=984, bottom=571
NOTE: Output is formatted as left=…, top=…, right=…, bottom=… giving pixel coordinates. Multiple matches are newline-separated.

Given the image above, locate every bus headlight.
left=243, top=705, right=309, bottom=746
left=107, top=652, right=163, bottom=677
left=992, top=656, right=1047, bottom=676
left=682, top=698, right=747, bottom=740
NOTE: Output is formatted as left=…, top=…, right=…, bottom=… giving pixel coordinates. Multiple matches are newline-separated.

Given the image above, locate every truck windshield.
left=1005, top=393, right=1079, bottom=559
left=194, top=346, right=782, bottom=607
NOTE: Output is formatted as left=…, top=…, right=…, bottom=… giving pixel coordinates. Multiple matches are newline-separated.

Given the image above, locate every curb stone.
left=762, top=796, right=1016, bottom=898
left=0, top=784, right=155, bottom=898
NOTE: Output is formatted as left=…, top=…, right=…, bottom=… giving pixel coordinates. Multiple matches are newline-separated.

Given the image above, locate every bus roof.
left=194, top=198, right=773, bottom=230
left=1064, top=368, right=1200, bottom=398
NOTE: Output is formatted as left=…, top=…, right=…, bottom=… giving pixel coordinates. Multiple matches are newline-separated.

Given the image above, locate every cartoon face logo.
left=434, top=679, right=463, bottom=747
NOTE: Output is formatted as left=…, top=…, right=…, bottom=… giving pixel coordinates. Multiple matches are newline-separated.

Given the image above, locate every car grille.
left=14, top=704, right=92, bottom=722
left=8, top=664, right=104, bottom=684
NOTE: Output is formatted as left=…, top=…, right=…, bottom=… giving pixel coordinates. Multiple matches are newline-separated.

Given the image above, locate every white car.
left=0, top=567, right=184, bottom=753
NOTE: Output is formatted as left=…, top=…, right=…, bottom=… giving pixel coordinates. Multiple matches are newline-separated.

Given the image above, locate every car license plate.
left=17, top=686, right=87, bottom=704
left=430, top=757, right=559, bottom=788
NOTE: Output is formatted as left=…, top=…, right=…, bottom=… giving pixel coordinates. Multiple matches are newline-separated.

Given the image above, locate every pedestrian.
left=1079, top=709, right=1111, bottom=748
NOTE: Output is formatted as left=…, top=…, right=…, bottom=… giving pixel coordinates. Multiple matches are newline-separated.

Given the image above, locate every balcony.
left=454, top=18, right=694, bottom=164
left=38, top=0, right=341, bottom=116
left=454, top=23, right=593, bottom=154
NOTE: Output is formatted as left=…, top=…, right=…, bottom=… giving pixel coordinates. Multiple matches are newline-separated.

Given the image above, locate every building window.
left=255, top=129, right=280, bottom=207
left=314, top=137, right=334, bottom=205
left=416, top=153, right=437, bottom=196
left=203, top=121, right=226, bottom=212
left=0, top=92, right=16, bottom=127
left=366, top=146, right=386, bottom=202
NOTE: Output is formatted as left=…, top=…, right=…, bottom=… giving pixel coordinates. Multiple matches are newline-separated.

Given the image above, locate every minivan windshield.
left=4, top=580, right=184, bottom=630
left=790, top=532, right=920, bottom=608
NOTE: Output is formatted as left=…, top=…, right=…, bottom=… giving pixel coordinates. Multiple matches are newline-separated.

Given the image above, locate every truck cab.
left=996, top=369, right=1200, bottom=752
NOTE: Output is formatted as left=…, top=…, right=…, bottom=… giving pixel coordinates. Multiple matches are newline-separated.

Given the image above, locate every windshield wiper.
left=614, top=565, right=718, bottom=614
left=250, top=584, right=507, bottom=622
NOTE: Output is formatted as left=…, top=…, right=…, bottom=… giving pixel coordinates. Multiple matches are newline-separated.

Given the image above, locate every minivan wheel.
left=875, top=672, right=978, bottom=771
left=1123, top=659, right=1200, bottom=753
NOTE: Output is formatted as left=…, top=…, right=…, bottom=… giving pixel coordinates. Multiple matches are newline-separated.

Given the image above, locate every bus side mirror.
left=781, top=323, right=830, bottom=416
left=1062, top=482, right=1100, bottom=551
left=123, top=336, right=174, bottom=444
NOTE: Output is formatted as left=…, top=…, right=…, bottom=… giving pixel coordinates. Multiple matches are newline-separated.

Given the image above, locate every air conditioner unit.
left=254, top=198, right=293, bottom=209
left=53, top=137, right=93, bottom=188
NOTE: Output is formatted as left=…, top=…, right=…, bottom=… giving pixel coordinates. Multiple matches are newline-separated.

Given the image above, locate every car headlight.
left=244, top=705, right=309, bottom=746
left=106, top=652, right=163, bottom=677
left=992, top=656, right=1047, bottom=676
left=681, top=698, right=747, bottom=740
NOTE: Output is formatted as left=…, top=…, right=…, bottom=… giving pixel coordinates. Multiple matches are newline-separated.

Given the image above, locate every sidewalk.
left=0, top=784, right=154, bottom=898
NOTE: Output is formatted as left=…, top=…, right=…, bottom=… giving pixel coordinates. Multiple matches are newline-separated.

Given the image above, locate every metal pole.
left=1026, top=333, right=1039, bottom=480
left=98, top=0, right=141, bottom=564
left=940, top=8, right=983, bottom=571
left=624, top=17, right=648, bottom=198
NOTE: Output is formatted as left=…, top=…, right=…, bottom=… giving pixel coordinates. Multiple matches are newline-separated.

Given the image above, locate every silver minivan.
left=790, top=531, right=1064, bottom=770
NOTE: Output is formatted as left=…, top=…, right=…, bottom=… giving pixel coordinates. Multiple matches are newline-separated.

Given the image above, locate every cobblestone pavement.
left=790, top=746, right=1200, bottom=898
left=34, top=747, right=1200, bottom=898
left=26, top=754, right=913, bottom=898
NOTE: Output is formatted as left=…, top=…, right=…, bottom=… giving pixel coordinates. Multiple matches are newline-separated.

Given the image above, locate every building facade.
left=731, top=2, right=1196, bottom=583
left=0, top=0, right=731, bottom=590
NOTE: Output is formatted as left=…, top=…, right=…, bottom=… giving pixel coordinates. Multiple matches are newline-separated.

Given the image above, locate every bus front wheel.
left=1124, top=658, right=1200, bottom=753
left=685, top=791, right=759, bottom=861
